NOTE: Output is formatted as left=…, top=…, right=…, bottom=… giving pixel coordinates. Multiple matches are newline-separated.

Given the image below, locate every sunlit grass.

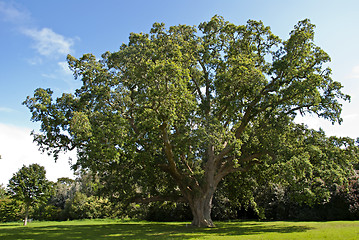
left=1, top=219, right=359, bottom=239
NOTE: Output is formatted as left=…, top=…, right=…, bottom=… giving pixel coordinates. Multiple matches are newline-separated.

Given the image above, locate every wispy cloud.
left=27, top=56, right=43, bottom=65
left=0, top=1, right=31, bottom=24
left=0, top=107, right=15, bottom=113
left=22, top=28, right=75, bottom=58
left=1, top=0, right=78, bottom=90
left=348, top=65, right=359, bottom=79
left=1, top=1, right=76, bottom=60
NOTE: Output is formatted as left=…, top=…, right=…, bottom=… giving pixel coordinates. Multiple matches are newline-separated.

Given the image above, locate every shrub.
left=66, top=192, right=114, bottom=219
left=0, top=197, right=24, bottom=222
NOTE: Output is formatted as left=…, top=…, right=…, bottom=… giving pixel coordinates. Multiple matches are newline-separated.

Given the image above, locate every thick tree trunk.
left=189, top=192, right=215, bottom=227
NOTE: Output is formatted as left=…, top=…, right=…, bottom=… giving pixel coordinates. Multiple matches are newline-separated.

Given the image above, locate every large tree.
left=24, top=16, right=352, bottom=227
left=7, top=164, right=52, bottom=225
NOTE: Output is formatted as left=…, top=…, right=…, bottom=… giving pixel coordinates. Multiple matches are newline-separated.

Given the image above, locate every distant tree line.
left=0, top=167, right=124, bottom=223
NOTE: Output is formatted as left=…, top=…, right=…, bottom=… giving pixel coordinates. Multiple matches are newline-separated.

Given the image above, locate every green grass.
left=1, top=219, right=359, bottom=239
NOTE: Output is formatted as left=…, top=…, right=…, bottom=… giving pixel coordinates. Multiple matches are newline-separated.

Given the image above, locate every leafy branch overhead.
left=24, top=16, right=354, bottom=227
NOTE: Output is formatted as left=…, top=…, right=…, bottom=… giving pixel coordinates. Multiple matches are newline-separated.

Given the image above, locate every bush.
left=33, top=204, right=62, bottom=221
left=0, top=198, right=24, bottom=222
left=66, top=192, right=115, bottom=220
left=253, top=177, right=359, bottom=221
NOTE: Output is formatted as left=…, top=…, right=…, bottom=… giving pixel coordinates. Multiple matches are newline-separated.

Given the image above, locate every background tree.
left=49, top=177, right=77, bottom=211
left=222, top=124, right=359, bottom=220
left=0, top=184, right=24, bottom=222
left=24, top=16, right=353, bottom=227
left=7, top=164, right=52, bottom=225
left=0, top=185, right=5, bottom=199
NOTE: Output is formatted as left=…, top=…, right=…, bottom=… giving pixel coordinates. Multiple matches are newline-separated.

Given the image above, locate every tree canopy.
left=24, top=16, right=355, bottom=227
left=7, top=164, right=52, bottom=225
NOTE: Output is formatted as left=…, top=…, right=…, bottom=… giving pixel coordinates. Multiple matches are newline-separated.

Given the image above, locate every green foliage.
left=49, top=177, right=78, bottom=210
left=7, top=164, right=52, bottom=206
left=248, top=174, right=359, bottom=221
left=344, top=176, right=359, bottom=217
left=221, top=123, right=359, bottom=219
left=0, top=185, right=23, bottom=222
left=0, top=197, right=24, bottom=222
left=66, top=192, right=115, bottom=220
left=33, top=204, right=61, bottom=221
left=0, top=185, right=6, bottom=199
left=7, top=164, right=52, bottom=224
left=36, top=172, right=123, bottom=221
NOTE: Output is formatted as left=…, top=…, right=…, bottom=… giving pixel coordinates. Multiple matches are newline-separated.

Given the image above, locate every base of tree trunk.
left=189, top=191, right=217, bottom=227
left=191, top=218, right=215, bottom=228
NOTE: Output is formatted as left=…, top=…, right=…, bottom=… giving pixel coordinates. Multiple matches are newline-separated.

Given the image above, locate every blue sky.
left=0, top=0, right=358, bottom=185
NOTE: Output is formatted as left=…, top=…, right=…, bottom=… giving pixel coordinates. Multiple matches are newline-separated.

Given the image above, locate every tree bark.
left=24, top=204, right=29, bottom=226
left=188, top=189, right=216, bottom=227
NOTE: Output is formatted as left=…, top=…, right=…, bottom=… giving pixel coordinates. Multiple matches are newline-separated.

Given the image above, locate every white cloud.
left=22, top=27, right=74, bottom=58
left=0, top=107, right=15, bottom=113
left=1, top=1, right=77, bottom=61
left=27, top=56, right=43, bottom=65
left=348, top=65, right=359, bottom=79
left=295, top=111, right=359, bottom=139
left=0, top=123, right=76, bottom=186
left=41, top=73, right=57, bottom=79
left=0, top=1, right=31, bottom=24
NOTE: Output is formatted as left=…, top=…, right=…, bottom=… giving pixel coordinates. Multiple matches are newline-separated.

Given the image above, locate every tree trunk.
left=189, top=192, right=215, bottom=227
left=24, top=204, right=29, bottom=226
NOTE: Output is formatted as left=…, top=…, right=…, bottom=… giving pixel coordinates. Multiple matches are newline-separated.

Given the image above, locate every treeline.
left=0, top=173, right=122, bottom=222
left=215, top=174, right=359, bottom=221
left=1, top=167, right=358, bottom=223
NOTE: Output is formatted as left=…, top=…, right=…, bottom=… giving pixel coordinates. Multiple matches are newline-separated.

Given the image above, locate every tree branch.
left=191, top=77, right=205, bottom=104
left=180, top=154, right=195, bottom=175
left=199, top=60, right=211, bottom=115
left=160, top=123, right=179, bottom=175
left=214, top=153, right=267, bottom=185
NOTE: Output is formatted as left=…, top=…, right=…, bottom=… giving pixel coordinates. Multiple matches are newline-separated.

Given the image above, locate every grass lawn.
left=1, top=219, right=359, bottom=240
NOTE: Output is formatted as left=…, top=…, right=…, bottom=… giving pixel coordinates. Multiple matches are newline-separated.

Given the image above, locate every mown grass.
left=1, top=219, right=359, bottom=240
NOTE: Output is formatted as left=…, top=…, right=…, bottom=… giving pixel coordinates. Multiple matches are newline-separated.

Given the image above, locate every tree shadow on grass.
left=0, top=223, right=22, bottom=227
left=0, top=221, right=313, bottom=240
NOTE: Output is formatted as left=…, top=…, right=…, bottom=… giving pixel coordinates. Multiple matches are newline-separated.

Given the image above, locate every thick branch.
left=160, top=124, right=174, bottom=166
left=214, top=153, right=265, bottom=185
left=191, top=78, right=205, bottom=104
left=159, top=123, right=200, bottom=201
left=204, top=144, right=216, bottom=190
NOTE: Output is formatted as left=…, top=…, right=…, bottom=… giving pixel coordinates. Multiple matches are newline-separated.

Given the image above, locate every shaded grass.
left=0, top=219, right=359, bottom=239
